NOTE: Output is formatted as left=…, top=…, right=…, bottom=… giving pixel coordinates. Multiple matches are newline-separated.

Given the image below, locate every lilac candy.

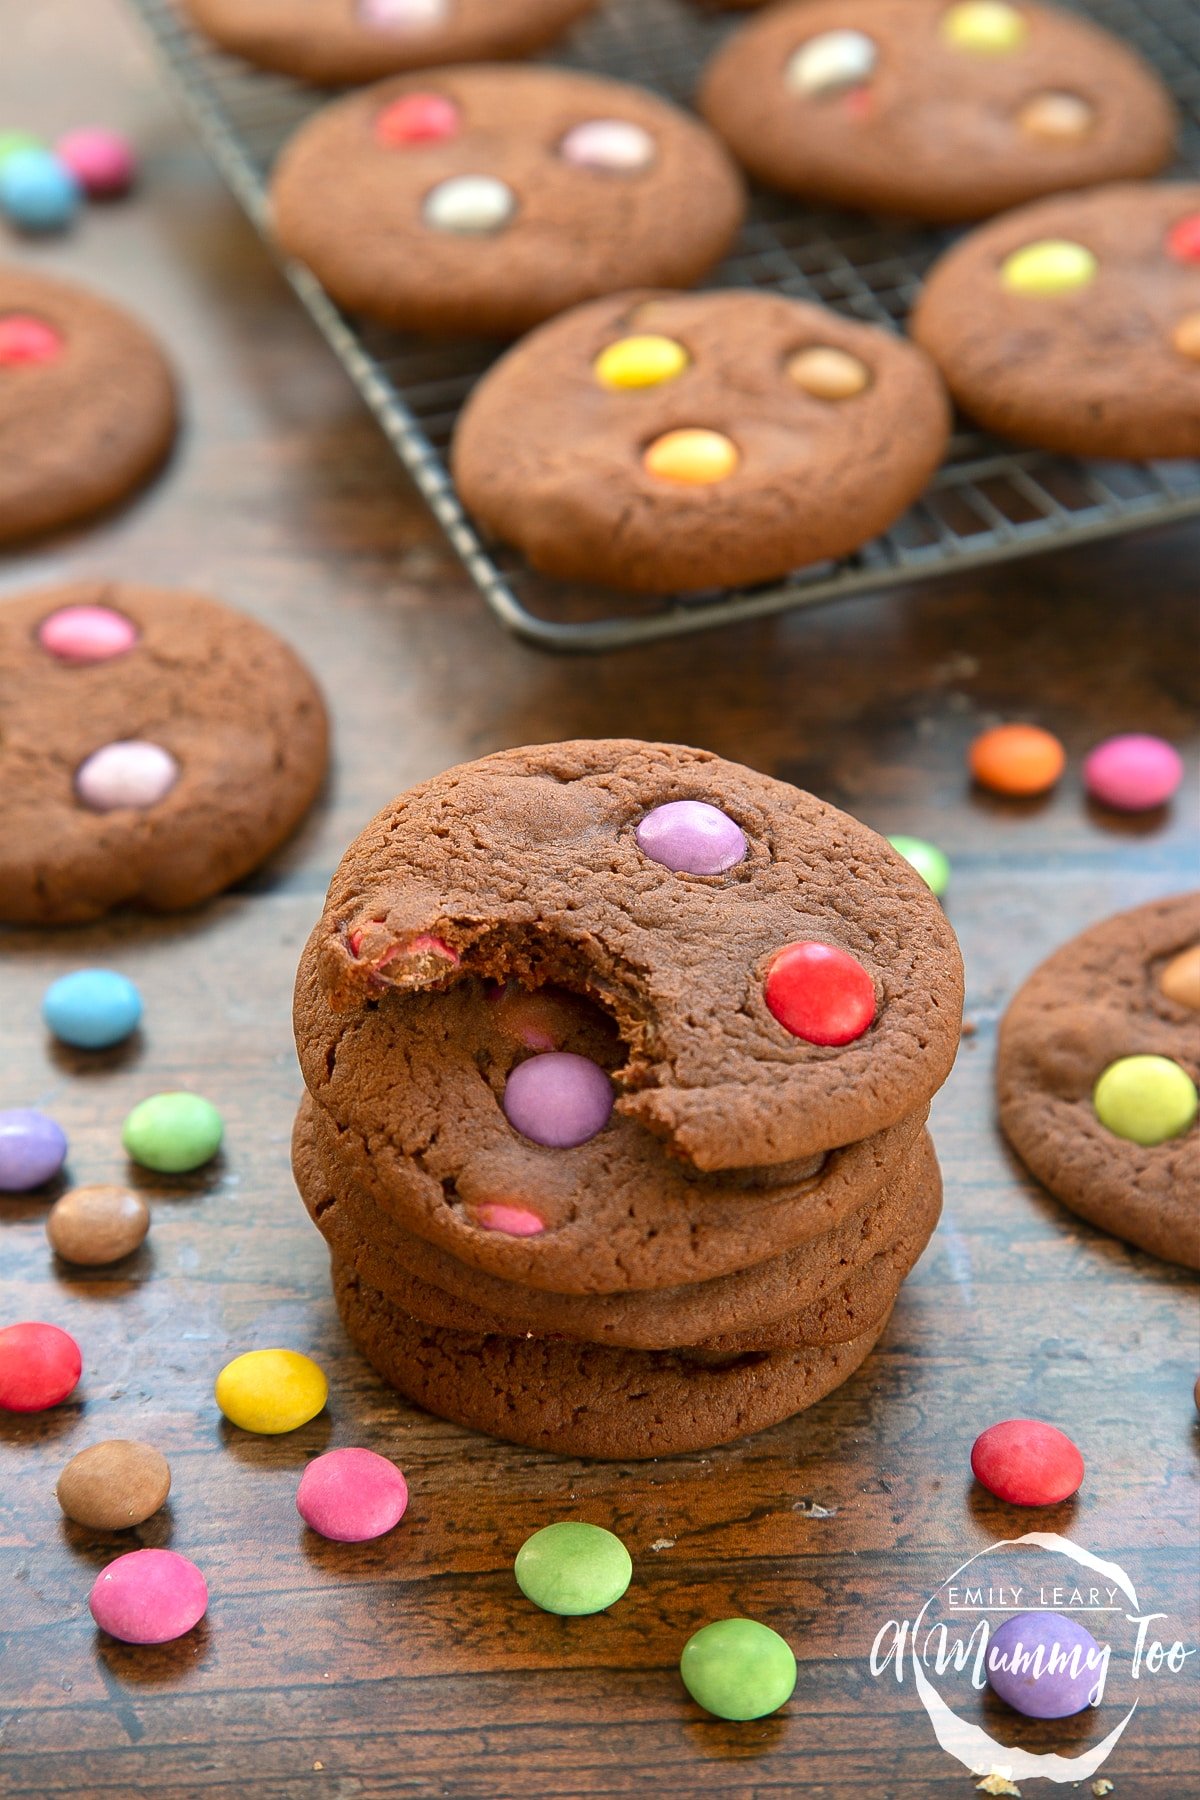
left=559, top=119, right=656, bottom=172
left=986, top=1611, right=1107, bottom=1720
left=636, top=800, right=747, bottom=875
left=359, top=0, right=447, bottom=26
left=0, top=1109, right=68, bottom=1192
left=75, top=741, right=179, bottom=812
left=503, top=1052, right=614, bottom=1148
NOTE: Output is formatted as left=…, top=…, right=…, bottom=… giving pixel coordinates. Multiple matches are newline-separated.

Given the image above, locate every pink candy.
left=0, top=314, right=63, bottom=366
left=296, top=1448, right=409, bottom=1542
left=75, top=741, right=179, bottom=812
left=55, top=128, right=137, bottom=198
left=1084, top=734, right=1183, bottom=812
left=472, top=1202, right=545, bottom=1237
left=559, top=118, right=656, bottom=172
left=38, top=604, right=138, bottom=663
left=89, top=1548, right=207, bottom=1644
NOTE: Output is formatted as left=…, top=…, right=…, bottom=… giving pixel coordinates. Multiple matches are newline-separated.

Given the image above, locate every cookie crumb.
left=313, top=1762, right=324, bottom=1772
left=1092, top=1782, right=1114, bottom=1797
left=792, top=1498, right=837, bottom=1517
left=976, top=1775, right=1021, bottom=1797
left=649, top=1538, right=675, bottom=1552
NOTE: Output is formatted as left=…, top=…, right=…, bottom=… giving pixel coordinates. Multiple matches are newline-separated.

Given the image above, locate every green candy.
left=514, top=1521, right=632, bottom=1616
left=122, top=1092, right=224, bottom=1173
left=680, top=1618, right=797, bottom=1721
left=0, top=131, right=41, bottom=169
left=888, top=835, right=951, bottom=898
left=1093, top=1055, right=1198, bottom=1147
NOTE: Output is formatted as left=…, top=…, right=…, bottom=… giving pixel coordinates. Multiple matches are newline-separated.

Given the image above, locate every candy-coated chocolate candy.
left=786, top=30, right=877, bottom=98
left=122, top=1092, right=223, bottom=1173
left=764, top=941, right=876, bottom=1046
left=941, top=1, right=1029, bottom=54
left=636, top=799, right=747, bottom=875
left=423, top=174, right=515, bottom=234
left=487, top=982, right=584, bottom=1052
left=38, top=603, right=138, bottom=662
left=0, top=148, right=80, bottom=231
left=969, top=722, right=1066, bottom=796
left=75, top=740, right=179, bottom=812
left=43, top=967, right=143, bottom=1049
left=375, top=92, right=460, bottom=147
left=1172, top=310, right=1200, bottom=361
left=887, top=835, right=950, bottom=898
left=89, top=1548, right=207, bottom=1644
left=0, top=313, right=62, bottom=365
left=0, top=1108, right=67, bottom=1191
left=1017, top=92, right=1094, bottom=143
left=986, top=1611, right=1104, bottom=1718
left=1083, top=733, right=1183, bottom=811
left=1093, top=1054, right=1198, bottom=1146
left=680, top=1618, right=797, bottom=1721
left=57, top=1439, right=171, bottom=1528
left=0, top=1321, right=81, bottom=1411
left=1166, top=212, right=1200, bottom=265
left=0, top=131, right=42, bottom=168
left=503, top=1052, right=614, bottom=1148
left=643, top=428, right=739, bottom=485
left=55, top=128, right=136, bottom=197
left=47, top=1185, right=150, bottom=1266
left=514, top=1521, right=632, bottom=1615
left=787, top=345, right=870, bottom=400
left=1001, top=239, right=1098, bottom=296
left=297, top=1447, right=409, bottom=1541
left=471, top=1201, right=546, bottom=1237
left=1159, top=944, right=1200, bottom=1011
left=216, top=1348, right=328, bottom=1434
left=971, top=1419, right=1084, bottom=1505
left=360, top=0, right=447, bottom=25
left=594, top=334, right=688, bottom=391
left=559, top=118, right=656, bottom=173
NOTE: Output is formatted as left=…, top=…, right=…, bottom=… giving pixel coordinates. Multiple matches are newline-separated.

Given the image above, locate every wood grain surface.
left=1, top=4, right=1197, bottom=1796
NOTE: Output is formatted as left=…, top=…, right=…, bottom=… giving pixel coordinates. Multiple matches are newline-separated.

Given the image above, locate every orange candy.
left=969, top=723, right=1066, bottom=796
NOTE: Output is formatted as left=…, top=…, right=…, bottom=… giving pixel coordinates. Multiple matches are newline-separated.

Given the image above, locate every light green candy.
left=680, top=1618, right=798, bottom=1721
left=1093, top=1055, right=1198, bottom=1147
left=514, top=1521, right=632, bottom=1616
left=122, top=1092, right=224, bottom=1173
left=0, top=132, right=42, bottom=170
left=888, top=835, right=951, bottom=898
left=1001, top=239, right=1098, bottom=296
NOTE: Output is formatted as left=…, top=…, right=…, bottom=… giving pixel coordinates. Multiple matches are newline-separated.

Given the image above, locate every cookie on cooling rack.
left=698, top=0, right=1176, bottom=223
left=270, top=66, right=745, bottom=339
left=183, top=0, right=598, bottom=86
left=911, top=182, right=1200, bottom=459
left=450, top=288, right=950, bottom=592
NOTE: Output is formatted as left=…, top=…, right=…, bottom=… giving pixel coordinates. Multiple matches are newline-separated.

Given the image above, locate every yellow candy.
left=643, top=428, right=739, bottom=485
left=941, top=1, right=1029, bottom=54
left=594, top=334, right=689, bottom=390
left=1001, top=239, right=1098, bottom=296
left=215, top=1349, right=328, bottom=1434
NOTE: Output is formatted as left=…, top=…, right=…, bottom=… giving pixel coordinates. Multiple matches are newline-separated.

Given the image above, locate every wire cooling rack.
left=127, top=0, right=1200, bottom=651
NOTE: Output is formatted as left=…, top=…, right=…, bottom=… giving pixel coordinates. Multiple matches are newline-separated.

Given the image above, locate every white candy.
left=423, top=175, right=516, bottom=235
left=359, top=0, right=447, bottom=28
left=786, top=30, right=878, bottom=98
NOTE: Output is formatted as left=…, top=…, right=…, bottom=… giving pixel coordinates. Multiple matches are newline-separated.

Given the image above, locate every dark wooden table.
left=2, top=5, right=1198, bottom=1796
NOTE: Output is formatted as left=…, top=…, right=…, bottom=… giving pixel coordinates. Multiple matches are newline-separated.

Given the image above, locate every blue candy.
left=0, top=148, right=81, bottom=232
left=43, top=969, right=143, bottom=1050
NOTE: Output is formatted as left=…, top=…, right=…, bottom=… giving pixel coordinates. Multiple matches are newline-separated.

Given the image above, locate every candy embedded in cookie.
left=0, top=312, right=62, bottom=364
left=764, top=941, right=877, bottom=1045
left=374, top=91, right=460, bottom=145
left=1093, top=1054, right=1198, bottom=1147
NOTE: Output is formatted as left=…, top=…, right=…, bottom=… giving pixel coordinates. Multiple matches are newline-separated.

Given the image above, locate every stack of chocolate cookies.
left=292, top=741, right=963, bottom=1459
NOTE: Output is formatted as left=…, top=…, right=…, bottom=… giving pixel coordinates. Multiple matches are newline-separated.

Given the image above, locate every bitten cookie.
left=0, top=582, right=329, bottom=925
left=910, top=182, right=1200, bottom=460
left=997, top=893, right=1200, bottom=1269
left=0, top=267, right=177, bottom=546
left=451, top=289, right=950, bottom=592
left=698, top=0, right=1176, bottom=223
left=184, top=0, right=597, bottom=86
left=270, top=68, right=745, bottom=339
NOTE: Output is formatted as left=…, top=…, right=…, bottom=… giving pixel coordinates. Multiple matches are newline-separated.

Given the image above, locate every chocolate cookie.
left=0, top=267, right=177, bottom=546
left=270, top=68, right=744, bottom=339
left=451, top=289, right=950, bottom=592
left=0, top=582, right=329, bottom=925
left=185, top=0, right=597, bottom=87
left=997, top=893, right=1200, bottom=1269
left=332, top=1256, right=891, bottom=1458
left=698, top=0, right=1176, bottom=223
left=910, top=182, right=1200, bottom=460
left=295, top=741, right=963, bottom=1170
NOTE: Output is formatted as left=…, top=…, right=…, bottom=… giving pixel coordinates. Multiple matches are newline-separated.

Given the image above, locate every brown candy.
left=1160, top=944, right=1200, bottom=1010
left=46, top=1184, right=149, bottom=1265
left=55, top=1439, right=171, bottom=1529
left=787, top=345, right=871, bottom=400
left=1018, top=92, right=1095, bottom=144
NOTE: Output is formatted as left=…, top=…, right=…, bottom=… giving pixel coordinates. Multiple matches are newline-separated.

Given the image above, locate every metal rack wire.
left=126, top=0, right=1200, bottom=651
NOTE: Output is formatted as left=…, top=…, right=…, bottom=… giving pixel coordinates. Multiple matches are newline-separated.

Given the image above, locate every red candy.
left=375, top=93, right=460, bottom=147
left=971, top=1419, right=1085, bottom=1507
left=764, top=941, right=877, bottom=1045
left=0, top=1321, right=82, bottom=1411
left=0, top=314, right=62, bottom=366
left=1166, top=213, right=1200, bottom=264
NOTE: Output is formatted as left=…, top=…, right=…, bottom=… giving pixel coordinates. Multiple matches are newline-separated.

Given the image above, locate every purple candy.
left=503, top=1052, right=614, bottom=1149
left=0, top=1109, right=67, bottom=1192
left=636, top=800, right=747, bottom=875
left=986, top=1611, right=1108, bottom=1720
